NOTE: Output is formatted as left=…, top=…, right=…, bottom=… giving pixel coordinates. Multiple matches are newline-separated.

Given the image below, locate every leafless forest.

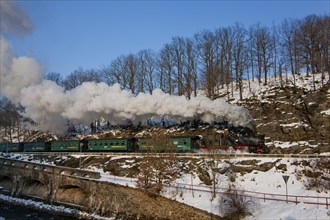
left=1, top=14, right=329, bottom=138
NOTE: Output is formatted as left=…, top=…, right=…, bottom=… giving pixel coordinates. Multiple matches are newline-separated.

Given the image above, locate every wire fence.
left=101, top=174, right=329, bottom=208
left=172, top=182, right=329, bottom=208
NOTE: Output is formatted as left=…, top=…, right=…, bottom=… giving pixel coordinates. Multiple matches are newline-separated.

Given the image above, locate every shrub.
left=136, top=156, right=180, bottom=195
left=303, top=176, right=330, bottom=192
left=227, top=172, right=236, bottom=182
left=298, top=158, right=330, bottom=192
left=219, top=185, right=259, bottom=220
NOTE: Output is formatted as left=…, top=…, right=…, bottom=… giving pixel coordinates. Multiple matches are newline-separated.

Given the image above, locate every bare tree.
left=63, top=67, right=101, bottom=90
left=195, top=30, right=217, bottom=99
left=0, top=98, right=23, bottom=142
left=320, top=15, right=330, bottom=81
left=202, top=157, right=221, bottom=201
left=136, top=158, right=157, bottom=194
left=45, top=72, right=63, bottom=86
left=320, top=15, right=330, bottom=82
left=168, top=37, right=199, bottom=99
left=184, top=38, right=198, bottom=98
left=137, top=49, right=156, bottom=94
left=102, top=54, right=138, bottom=94
left=157, top=44, right=175, bottom=94
left=124, top=53, right=139, bottom=94
left=279, top=19, right=300, bottom=86
left=247, top=27, right=256, bottom=92
left=297, top=15, right=329, bottom=90
left=232, top=23, right=247, bottom=100
left=213, top=29, right=224, bottom=93
left=271, top=22, right=279, bottom=80
left=171, top=36, right=186, bottom=96
left=136, top=155, right=180, bottom=195
left=252, top=24, right=273, bottom=85
left=215, top=27, right=235, bottom=99
left=102, top=55, right=126, bottom=88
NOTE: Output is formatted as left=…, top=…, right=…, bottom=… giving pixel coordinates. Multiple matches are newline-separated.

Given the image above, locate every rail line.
left=3, top=152, right=329, bottom=158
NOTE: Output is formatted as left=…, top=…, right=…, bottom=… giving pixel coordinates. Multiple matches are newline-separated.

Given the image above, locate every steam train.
left=0, top=135, right=268, bottom=154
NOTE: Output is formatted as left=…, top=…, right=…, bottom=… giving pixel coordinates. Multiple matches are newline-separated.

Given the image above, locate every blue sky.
left=5, top=0, right=330, bottom=77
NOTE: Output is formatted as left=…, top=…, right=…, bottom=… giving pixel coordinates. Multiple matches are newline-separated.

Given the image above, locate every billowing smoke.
left=0, top=1, right=255, bottom=134
left=19, top=81, right=255, bottom=133
left=0, top=1, right=42, bottom=104
left=0, top=38, right=44, bottom=104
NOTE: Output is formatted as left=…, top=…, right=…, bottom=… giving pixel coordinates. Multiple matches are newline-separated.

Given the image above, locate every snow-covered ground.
left=0, top=154, right=329, bottom=219
left=220, top=72, right=330, bottom=104
left=97, top=156, right=329, bottom=219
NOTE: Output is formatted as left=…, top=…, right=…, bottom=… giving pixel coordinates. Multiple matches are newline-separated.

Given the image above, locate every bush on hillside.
left=219, top=185, right=259, bottom=220
left=299, top=158, right=330, bottom=192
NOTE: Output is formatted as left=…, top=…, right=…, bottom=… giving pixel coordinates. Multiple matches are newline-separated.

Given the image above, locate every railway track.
left=3, top=152, right=328, bottom=158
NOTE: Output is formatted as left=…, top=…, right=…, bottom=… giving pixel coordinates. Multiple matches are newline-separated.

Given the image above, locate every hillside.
left=1, top=73, right=329, bottom=154
left=219, top=73, right=330, bottom=154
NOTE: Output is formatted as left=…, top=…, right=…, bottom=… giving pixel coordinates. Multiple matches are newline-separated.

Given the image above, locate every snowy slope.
left=218, top=72, right=329, bottom=104
left=97, top=156, right=330, bottom=219
left=2, top=153, right=329, bottom=219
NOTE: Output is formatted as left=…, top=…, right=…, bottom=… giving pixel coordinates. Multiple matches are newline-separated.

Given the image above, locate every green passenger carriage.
left=87, top=138, right=134, bottom=151
left=24, top=142, right=49, bottom=152
left=50, top=140, right=80, bottom=152
left=0, top=143, right=23, bottom=152
left=137, top=138, right=165, bottom=151
left=170, top=136, right=195, bottom=151
left=137, top=136, right=196, bottom=152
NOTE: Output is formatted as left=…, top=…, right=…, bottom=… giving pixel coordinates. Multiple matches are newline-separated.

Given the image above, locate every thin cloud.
left=0, top=1, right=34, bottom=36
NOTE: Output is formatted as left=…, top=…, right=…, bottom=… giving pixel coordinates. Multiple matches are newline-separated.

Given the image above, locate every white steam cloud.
left=0, top=38, right=44, bottom=104
left=19, top=80, right=255, bottom=133
left=0, top=2, right=255, bottom=134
